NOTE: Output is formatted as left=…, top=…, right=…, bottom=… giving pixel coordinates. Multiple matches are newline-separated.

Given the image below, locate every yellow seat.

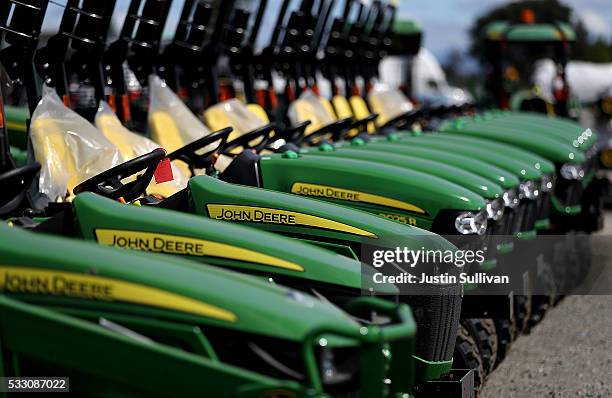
left=97, top=111, right=189, bottom=198
left=290, top=94, right=336, bottom=137
left=331, top=95, right=370, bottom=137
left=349, top=96, right=371, bottom=120
left=368, top=88, right=415, bottom=127
left=97, top=114, right=140, bottom=160
left=29, top=91, right=121, bottom=202
left=203, top=99, right=274, bottom=159
left=30, top=118, right=79, bottom=200
left=319, top=98, right=337, bottom=120
left=246, top=103, right=271, bottom=123
left=149, top=112, right=188, bottom=153
left=348, top=96, right=376, bottom=133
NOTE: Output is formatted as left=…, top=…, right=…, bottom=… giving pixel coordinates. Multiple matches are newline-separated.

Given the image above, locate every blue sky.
left=42, top=0, right=612, bottom=62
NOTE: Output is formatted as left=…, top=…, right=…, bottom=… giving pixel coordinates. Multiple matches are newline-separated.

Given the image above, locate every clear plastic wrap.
left=205, top=98, right=267, bottom=135
left=30, top=86, right=120, bottom=201
left=95, top=101, right=189, bottom=197
left=204, top=99, right=273, bottom=167
left=288, top=90, right=335, bottom=134
left=368, top=84, right=415, bottom=126
left=148, top=74, right=211, bottom=152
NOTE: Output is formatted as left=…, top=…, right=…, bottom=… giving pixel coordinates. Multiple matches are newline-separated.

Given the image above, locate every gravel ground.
left=480, top=212, right=612, bottom=398
left=479, top=295, right=612, bottom=398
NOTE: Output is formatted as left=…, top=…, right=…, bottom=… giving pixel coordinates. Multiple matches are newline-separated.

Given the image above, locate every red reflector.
left=154, top=157, right=174, bottom=184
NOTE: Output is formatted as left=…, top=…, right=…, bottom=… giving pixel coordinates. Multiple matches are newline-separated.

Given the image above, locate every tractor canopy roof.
left=390, top=18, right=422, bottom=55
left=394, top=19, right=422, bottom=36
left=483, top=21, right=576, bottom=43
left=0, top=224, right=361, bottom=342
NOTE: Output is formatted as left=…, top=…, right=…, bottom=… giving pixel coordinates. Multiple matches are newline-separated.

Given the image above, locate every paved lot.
left=480, top=295, right=612, bottom=398
left=480, top=212, right=612, bottom=398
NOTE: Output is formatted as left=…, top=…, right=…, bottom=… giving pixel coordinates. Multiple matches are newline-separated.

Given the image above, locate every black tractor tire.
left=530, top=253, right=557, bottom=327
left=453, top=324, right=485, bottom=394
left=514, top=293, right=532, bottom=334
left=493, top=317, right=515, bottom=361
left=462, top=318, right=498, bottom=374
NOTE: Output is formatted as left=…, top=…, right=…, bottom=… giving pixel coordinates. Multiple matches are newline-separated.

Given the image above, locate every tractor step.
left=417, top=369, right=475, bottom=398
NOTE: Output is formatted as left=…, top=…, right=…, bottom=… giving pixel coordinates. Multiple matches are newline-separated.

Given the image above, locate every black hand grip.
left=167, top=127, right=233, bottom=174
left=73, top=148, right=166, bottom=201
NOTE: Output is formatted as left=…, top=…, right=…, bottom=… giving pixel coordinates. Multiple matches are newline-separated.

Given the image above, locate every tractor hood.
left=0, top=224, right=360, bottom=341
left=391, top=135, right=543, bottom=181
left=466, top=118, right=593, bottom=151
left=440, top=119, right=586, bottom=164
left=188, top=175, right=456, bottom=252
left=72, top=193, right=397, bottom=294
left=302, top=146, right=504, bottom=200
left=487, top=111, right=598, bottom=148
left=356, top=140, right=521, bottom=189
left=259, top=154, right=486, bottom=230
left=428, top=133, right=556, bottom=175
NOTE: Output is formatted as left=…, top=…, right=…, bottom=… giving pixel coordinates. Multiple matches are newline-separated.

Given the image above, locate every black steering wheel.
left=73, top=149, right=166, bottom=202
left=381, top=108, right=423, bottom=130
left=303, top=117, right=354, bottom=146
left=221, top=123, right=279, bottom=156
left=167, top=127, right=233, bottom=175
left=0, top=162, right=41, bottom=217
left=276, top=121, right=311, bottom=146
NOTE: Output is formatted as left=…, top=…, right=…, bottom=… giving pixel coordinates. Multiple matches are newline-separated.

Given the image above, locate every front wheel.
left=453, top=323, right=485, bottom=394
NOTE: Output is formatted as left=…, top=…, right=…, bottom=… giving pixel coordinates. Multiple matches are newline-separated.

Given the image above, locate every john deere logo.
left=95, top=229, right=305, bottom=271
left=207, top=204, right=377, bottom=237
left=291, top=182, right=426, bottom=214
left=210, top=205, right=297, bottom=224
left=106, top=232, right=205, bottom=255
left=0, top=268, right=113, bottom=300
left=0, top=266, right=237, bottom=322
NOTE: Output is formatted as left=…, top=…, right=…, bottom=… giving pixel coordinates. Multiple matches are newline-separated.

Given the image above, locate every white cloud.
left=576, top=9, right=612, bottom=38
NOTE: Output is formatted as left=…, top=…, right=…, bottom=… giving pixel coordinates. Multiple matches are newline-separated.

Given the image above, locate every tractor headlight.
left=455, top=210, right=487, bottom=235
left=540, top=173, right=554, bottom=192
left=502, top=188, right=520, bottom=208
left=486, top=198, right=505, bottom=221
left=318, top=345, right=355, bottom=385
left=560, top=163, right=585, bottom=180
left=518, top=180, right=540, bottom=200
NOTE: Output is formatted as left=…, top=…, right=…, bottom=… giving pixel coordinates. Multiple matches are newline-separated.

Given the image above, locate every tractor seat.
left=95, top=103, right=189, bottom=198
left=368, top=88, right=417, bottom=128
left=30, top=89, right=119, bottom=202
left=204, top=99, right=276, bottom=162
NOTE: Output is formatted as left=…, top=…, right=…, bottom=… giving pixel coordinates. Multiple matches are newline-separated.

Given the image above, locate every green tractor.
left=0, top=224, right=419, bottom=397
left=482, top=19, right=576, bottom=117
left=0, top=1, right=475, bottom=395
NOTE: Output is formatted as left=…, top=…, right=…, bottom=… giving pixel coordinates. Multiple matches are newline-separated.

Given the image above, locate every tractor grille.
left=537, top=191, right=552, bottom=221
left=512, top=203, right=526, bottom=234
left=554, top=178, right=583, bottom=207
left=402, top=283, right=462, bottom=362
left=505, top=207, right=517, bottom=235
left=521, top=200, right=538, bottom=231
left=490, top=214, right=512, bottom=246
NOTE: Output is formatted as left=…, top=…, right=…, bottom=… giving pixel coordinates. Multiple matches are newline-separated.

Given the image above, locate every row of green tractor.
left=0, top=0, right=606, bottom=397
